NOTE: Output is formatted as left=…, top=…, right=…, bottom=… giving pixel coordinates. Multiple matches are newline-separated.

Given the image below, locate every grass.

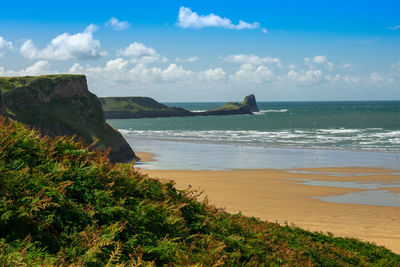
left=1, top=116, right=399, bottom=266
left=99, top=97, right=169, bottom=112
left=215, top=102, right=243, bottom=111
left=0, top=75, right=84, bottom=92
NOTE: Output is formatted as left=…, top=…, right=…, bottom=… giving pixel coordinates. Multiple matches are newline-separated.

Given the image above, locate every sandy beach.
left=139, top=166, right=400, bottom=253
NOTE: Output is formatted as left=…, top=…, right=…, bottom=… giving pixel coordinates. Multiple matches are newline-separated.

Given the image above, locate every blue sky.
left=0, top=0, right=399, bottom=101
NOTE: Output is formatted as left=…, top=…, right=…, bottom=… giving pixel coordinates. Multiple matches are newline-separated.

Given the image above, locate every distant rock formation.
left=242, top=94, right=260, bottom=112
left=0, top=75, right=135, bottom=163
left=100, top=94, right=260, bottom=119
left=100, top=97, right=192, bottom=119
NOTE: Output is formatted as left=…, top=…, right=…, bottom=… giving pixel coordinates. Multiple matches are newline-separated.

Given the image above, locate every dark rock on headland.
left=0, top=74, right=135, bottom=163
left=243, top=94, right=260, bottom=112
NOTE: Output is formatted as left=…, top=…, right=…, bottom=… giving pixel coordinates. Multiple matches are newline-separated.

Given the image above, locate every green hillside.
left=0, top=117, right=399, bottom=266
left=0, top=75, right=135, bottom=162
left=100, top=97, right=169, bottom=111
left=100, top=97, right=192, bottom=119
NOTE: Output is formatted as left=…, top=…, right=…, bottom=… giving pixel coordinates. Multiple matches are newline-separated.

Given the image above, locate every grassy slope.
left=0, top=117, right=399, bottom=266
left=215, top=102, right=243, bottom=111
left=100, top=97, right=169, bottom=112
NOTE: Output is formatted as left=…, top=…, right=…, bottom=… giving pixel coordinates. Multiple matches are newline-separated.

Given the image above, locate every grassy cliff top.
left=0, top=117, right=399, bottom=266
left=99, top=96, right=169, bottom=111
left=215, top=102, right=243, bottom=111
left=0, top=74, right=85, bottom=92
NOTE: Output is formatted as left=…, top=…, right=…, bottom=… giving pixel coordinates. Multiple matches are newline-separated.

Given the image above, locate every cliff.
left=0, top=75, right=135, bottom=163
left=100, top=94, right=260, bottom=119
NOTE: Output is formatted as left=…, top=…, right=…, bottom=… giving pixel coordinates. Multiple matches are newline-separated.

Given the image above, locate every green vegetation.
left=0, top=75, right=134, bottom=162
left=100, top=97, right=168, bottom=112
left=99, top=97, right=192, bottom=119
left=0, top=75, right=84, bottom=92
left=215, top=102, right=243, bottom=111
left=1, top=117, right=399, bottom=266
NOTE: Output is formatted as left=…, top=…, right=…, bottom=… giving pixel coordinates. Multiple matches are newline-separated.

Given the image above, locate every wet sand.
left=135, top=151, right=156, bottom=162
left=140, top=167, right=400, bottom=253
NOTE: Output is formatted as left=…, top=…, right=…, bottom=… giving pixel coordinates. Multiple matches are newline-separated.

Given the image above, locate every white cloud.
left=369, top=72, right=385, bottom=83
left=226, top=54, right=282, bottom=67
left=340, top=63, right=353, bottom=69
left=69, top=63, right=84, bottom=73
left=0, top=60, right=52, bottom=76
left=105, top=58, right=128, bottom=71
left=160, top=64, right=195, bottom=82
left=324, top=74, right=360, bottom=84
left=20, top=24, right=105, bottom=60
left=287, top=69, right=322, bottom=83
left=177, top=6, right=260, bottom=30
left=0, top=36, right=13, bottom=57
left=106, top=17, right=130, bottom=30
left=388, top=25, right=400, bottom=31
left=262, top=28, right=268, bottom=34
left=117, top=42, right=166, bottom=64
left=199, top=68, right=226, bottom=81
left=230, top=64, right=274, bottom=83
left=175, top=56, right=199, bottom=63
left=187, top=56, right=199, bottom=62
left=326, top=62, right=334, bottom=71
left=313, top=55, right=326, bottom=64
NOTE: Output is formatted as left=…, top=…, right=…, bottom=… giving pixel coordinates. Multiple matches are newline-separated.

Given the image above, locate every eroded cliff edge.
left=0, top=74, right=135, bottom=163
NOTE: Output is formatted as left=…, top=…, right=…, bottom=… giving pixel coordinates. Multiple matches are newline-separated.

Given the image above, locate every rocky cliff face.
left=0, top=75, right=135, bottom=163
left=242, top=94, right=260, bottom=112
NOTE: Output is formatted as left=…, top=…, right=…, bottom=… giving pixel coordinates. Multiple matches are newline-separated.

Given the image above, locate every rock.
left=242, top=94, right=260, bottom=112
left=0, top=75, right=135, bottom=163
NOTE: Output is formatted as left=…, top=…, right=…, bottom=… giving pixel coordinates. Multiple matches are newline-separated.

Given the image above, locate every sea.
left=107, top=101, right=400, bottom=170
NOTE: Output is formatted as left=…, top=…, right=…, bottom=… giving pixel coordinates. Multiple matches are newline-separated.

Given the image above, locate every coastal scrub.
left=0, top=117, right=399, bottom=266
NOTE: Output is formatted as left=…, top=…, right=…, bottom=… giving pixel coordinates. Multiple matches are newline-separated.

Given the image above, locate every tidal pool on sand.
left=313, top=190, right=400, bottom=207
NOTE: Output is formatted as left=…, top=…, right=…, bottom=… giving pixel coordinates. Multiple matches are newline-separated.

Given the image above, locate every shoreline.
left=138, top=166, right=400, bottom=253
left=124, top=136, right=400, bottom=170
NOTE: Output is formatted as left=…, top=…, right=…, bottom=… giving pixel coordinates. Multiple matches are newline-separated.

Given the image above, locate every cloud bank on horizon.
left=0, top=3, right=399, bottom=101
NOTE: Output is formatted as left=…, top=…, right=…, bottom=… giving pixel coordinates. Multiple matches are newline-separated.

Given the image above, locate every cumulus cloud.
left=117, top=42, right=166, bottom=64
left=230, top=64, right=274, bottom=83
left=106, top=17, right=130, bottom=30
left=199, top=68, right=226, bottom=81
left=226, top=54, right=282, bottom=67
left=177, top=6, right=260, bottom=30
left=313, top=55, right=326, bottom=64
left=0, top=36, right=13, bottom=57
left=20, top=24, right=105, bottom=60
left=0, top=60, right=53, bottom=76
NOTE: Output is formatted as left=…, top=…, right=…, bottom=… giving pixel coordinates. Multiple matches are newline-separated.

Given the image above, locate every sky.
left=0, top=0, right=400, bottom=101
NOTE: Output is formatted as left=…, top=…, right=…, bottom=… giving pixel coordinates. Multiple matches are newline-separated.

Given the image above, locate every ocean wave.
left=257, top=109, right=288, bottom=114
left=119, top=128, right=400, bottom=152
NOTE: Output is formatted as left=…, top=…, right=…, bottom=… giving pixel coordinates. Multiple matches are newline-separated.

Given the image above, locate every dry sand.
left=139, top=167, right=400, bottom=253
